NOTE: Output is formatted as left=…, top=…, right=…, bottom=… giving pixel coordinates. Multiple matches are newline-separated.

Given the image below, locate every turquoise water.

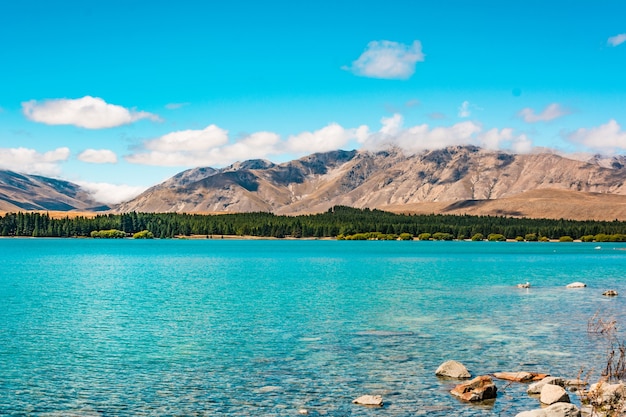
left=1, top=239, right=626, bottom=416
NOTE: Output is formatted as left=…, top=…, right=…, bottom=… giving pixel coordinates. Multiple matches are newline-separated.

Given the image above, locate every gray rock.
left=587, top=382, right=625, bottom=408
left=528, top=377, right=565, bottom=395
left=435, top=360, right=471, bottom=378
left=352, top=395, right=383, bottom=407
left=515, top=402, right=581, bottom=417
left=541, top=384, right=570, bottom=405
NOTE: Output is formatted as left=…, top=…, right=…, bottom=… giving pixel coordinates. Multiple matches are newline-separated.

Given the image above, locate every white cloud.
left=0, top=147, right=70, bottom=176
left=287, top=123, right=364, bottom=154
left=22, top=96, right=161, bottom=129
left=77, top=149, right=118, bottom=164
left=608, top=33, right=626, bottom=47
left=359, top=114, right=532, bottom=155
left=144, top=124, right=229, bottom=152
left=567, top=119, right=626, bottom=152
left=458, top=101, right=471, bottom=118
left=343, top=40, right=424, bottom=80
left=518, top=103, right=570, bottom=123
left=76, top=181, right=147, bottom=205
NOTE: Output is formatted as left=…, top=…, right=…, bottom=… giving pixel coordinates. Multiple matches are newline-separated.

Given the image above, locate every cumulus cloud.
left=126, top=125, right=281, bottom=167
left=77, top=149, right=118, bottom=164
left=76, top=181, right=147, bottom=205
left=608, top=33, right=626, bottom=47
left=518, top=103, right=570, bottom=123
left=566, top=119, right=626, bottom=152
left=287, top=123, right=367, bottom=154
left=22, top=96, right=161, bottom=129
left=359, top=114, right=533, bottom=154
left=0, top=147, right=70, bottom=176
left=343, top=40, right=424, bottom=80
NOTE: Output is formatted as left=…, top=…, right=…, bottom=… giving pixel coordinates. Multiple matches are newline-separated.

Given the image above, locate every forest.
left=1, top=206, right=626, bottom=241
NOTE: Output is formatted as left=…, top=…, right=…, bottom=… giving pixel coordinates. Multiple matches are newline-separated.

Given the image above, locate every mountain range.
left=3, top=146, right=626, bottom=221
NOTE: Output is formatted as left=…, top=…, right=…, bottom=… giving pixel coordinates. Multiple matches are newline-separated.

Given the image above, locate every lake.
left=1, top=239, right=625, bottom=416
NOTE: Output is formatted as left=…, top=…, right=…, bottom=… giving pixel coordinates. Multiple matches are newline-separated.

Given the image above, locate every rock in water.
left=493, top=371, right=548, bottom=382
left=566, top=282, right=586, bottom=288
left=527, top=377, right=565, bottom=395
left=515, top=402, right=581, bottom=417
left=603, top=290, right=618, bottom=296
left=435, top=360, right=471, bottom=378
left=540, top=384, right=570, bottom=405
left=352, top=395, right=383, bottom=407
left=450, top=375, right=497, bottom=402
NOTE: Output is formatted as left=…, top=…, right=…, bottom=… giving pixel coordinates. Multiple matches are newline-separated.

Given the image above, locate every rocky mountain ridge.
left=0, top=170, right=109, bottom=212
left=114, top=146, right=626, bottom=218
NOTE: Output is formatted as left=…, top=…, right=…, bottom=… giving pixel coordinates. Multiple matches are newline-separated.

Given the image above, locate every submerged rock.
left=352, top=394, right=383, bottom=407
left=540, top=384, right=570, bottom=405
left=493, top=371, right=548, bottom=382
left=450, top=375, right=497, bottom=402
left=515, top=402, right=581, bottom=417
left=603, top=289, right=618, bottom=296
left=566, top=282, right=586, bottom=288
left=435, top=360, right=471, bottom=378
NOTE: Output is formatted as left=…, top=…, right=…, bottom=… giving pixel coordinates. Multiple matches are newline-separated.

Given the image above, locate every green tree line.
left=1, top=206, right=626, bottom=240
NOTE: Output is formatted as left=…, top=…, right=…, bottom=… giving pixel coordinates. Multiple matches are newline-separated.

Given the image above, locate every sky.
left=1, top=1, right=625, bottom=204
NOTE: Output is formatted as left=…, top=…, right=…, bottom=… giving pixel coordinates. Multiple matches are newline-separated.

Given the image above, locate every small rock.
left=352, top=394, right=383, bottom=407
left=298, top=409, right=309, bottom=415
left=435, top=360, right=471, bottom=378
left=603, top=290, right=618, bottom=296
left=517, top=282, right=531, bottom=288
left=540, top=384, right=570, bottom=405
left=527, top=377, right=565, bottom=395
left=450, top=375, right=497, bottom=402
left=566, top=282, right=586, bottom=288
left=564, top=379, right=586, bottom=387
left=493, top=371, right=548, bottom=382
left=515, top=402, right=581, bottom=417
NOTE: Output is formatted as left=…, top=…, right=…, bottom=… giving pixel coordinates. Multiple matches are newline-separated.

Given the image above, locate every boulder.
left=493, top=371, right=549, bottom=382
left=515, top=402, right=581, bottom=417
left=603, top=290, right=618, bottom=296
left=450, top=375, right=497, bottom=402
left=540, top=384, right=570, bottom=405
left=435, top=360, right=471, bottom=378
left=527, top=377, right=565, bottom=395
left=566, top=282, right=586, bottom=288
left=352, top=395, right=383, bottom=407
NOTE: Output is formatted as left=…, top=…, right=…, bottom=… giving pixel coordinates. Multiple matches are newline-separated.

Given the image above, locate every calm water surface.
left=1, top=239, right=626, bottom=416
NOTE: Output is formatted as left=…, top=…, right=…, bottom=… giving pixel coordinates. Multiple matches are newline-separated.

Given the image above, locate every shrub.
left=539, top=236, right=549, bottom=242
left=515, top=236, right=524, bottom=242
left=432, top=232, right=454, bottom=241
left=487, top=233, right=506, bottom=241
left=399, top=233, right=413, bottom=240
left=90, top=229, right=126, bottom=238
left=525, top=233, right=538, bottom=241
left=417, top=233, right=432, bottom=241
left=133, top=230, right=154, bottom=239
left=559, top=236, right=574, bottom=242
left=471, top=233, right=484, bottom=241
left=581, top=235, right=595, bottom=242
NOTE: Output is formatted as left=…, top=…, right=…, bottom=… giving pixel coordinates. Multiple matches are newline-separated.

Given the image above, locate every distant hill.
left=113, top=146, right=626, bottom=220
left=0, top=170, right=109, bottom=212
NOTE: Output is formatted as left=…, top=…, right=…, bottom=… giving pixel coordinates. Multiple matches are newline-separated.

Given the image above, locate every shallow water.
left=1, top=239, right=625, bottom=416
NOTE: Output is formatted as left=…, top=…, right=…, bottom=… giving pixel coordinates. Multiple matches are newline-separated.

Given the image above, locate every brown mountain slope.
left=383, top=189, right=626, bottom=221
left=0, top=170, right=109, bottom=212
left=114, top=146, right=626, bottom=219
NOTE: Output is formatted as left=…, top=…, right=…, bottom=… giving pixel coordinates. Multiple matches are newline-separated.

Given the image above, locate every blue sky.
left=1, top=1, right=625, bottom=203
